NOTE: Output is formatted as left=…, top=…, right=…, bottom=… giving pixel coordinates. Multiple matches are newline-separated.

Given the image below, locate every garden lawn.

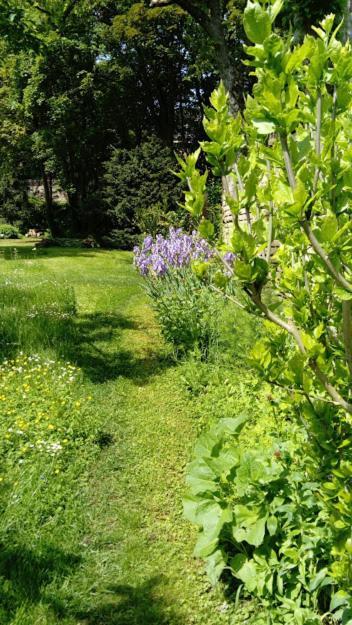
left=0, top=242, right=253, bottom=625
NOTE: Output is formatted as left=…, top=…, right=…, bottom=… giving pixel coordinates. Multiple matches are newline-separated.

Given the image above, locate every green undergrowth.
left=0, top=241, right=272, bottom=625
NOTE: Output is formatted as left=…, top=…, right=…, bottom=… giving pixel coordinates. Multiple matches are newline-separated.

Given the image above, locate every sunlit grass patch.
left=0, top=278, right=76, bottom=359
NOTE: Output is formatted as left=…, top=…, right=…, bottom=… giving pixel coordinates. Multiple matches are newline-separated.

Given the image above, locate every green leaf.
left=216, top=415, right=248, bottom=436
left=245, top=516, right=267, bottom=547
left=333, top=286, right=352, bottom=301
left=244, top=1, right=272, bottom=44
left=209, top=81, right=228, bottom=112
left=285, top=39, right=313, bottom=73
left=269, top=0, right=283, bottom=23
left=198, top=219, right=214, bottom=241
left=231, top=555, right=257, bottom=592
left=252, top=119, right=276, bottom=134
left=194, top=531, right=218, bottom=558
left=330, top=591, right=350, bottom=612
left=267, top=515, right=278, bottom=536
left=319, top=214, right=338, bottom=242
left=205, top=549, right=226, bottom=585
left=183, top=495, right=200, bottom=524
left=309, top=567, right=328, bottom=591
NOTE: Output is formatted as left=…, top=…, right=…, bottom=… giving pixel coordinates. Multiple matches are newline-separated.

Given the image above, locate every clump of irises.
left=133, top=227, right=214, bottom=277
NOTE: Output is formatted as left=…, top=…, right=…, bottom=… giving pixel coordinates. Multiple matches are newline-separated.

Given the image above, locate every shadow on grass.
left=0, top=541, right=81, bottom=624
left=73, top=577, right=180, bottom=625
left=62, top=312, right=172, bottom=385
left=0, top=245, right=132, bottom=261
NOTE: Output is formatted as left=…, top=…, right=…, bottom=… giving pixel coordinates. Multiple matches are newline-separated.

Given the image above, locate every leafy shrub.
left=0, top=224, right=21, bottom=239
left=177, top=0, right=352, bottom=614
left=184, top=417, right=346, bottom=624
left=104, top=136, right=182, bottom=235
left=134, top=228, right=220, bottom=357
left=100, top=229, right=140, bottom=251
left=147, top=268, right=221, bottom=358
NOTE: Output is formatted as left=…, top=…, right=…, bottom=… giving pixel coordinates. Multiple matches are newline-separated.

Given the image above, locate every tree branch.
left=249, top=288, right=352, bottom=414
left=280, top=132, right=352, bottom=293
left=266, top=160, right=274, bottom=263
left=234, top=163, right=251, bottom=233
left=312, top=89, right=322, bottom=195
left=300, top=220, right=352, bottom=293
left=343, top=300, right=352, bottom=378
left=210, top=285, right=246, bottom=310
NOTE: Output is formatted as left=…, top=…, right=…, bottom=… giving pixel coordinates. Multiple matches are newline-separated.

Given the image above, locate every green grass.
left=0, top=241, right=261, bottom=625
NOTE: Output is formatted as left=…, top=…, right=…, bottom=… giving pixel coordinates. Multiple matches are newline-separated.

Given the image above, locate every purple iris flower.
left=134, top=227, right=214, bottom=277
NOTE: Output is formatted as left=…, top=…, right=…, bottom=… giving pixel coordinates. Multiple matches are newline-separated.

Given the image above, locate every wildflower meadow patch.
left=0, top=353, right=94, bottom=488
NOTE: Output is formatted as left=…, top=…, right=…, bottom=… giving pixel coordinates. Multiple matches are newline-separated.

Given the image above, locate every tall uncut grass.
left=0, top=277, right=76, bottom=359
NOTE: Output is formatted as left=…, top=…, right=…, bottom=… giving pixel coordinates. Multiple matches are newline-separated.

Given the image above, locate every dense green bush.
left=0, top=224, right=21, bottom=239
left=134, top=229, right=221, bottom=358
left=179, top=0, right=352, bottom=620
left=184, top=418, right=339, bottom=624
left=104, top=136, right=182, bottom=236
left=147, top=268, right=221, bottom=358
left=100, top=229, right=141, bottom=251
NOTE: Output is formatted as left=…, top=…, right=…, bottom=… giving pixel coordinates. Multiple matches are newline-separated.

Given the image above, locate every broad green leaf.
left=216, top=416, right=248, bottom=436
left=245, top=516, right=267, bottom=547
left=198, top=219, right=214, bottom=241
left=194, top=531, right=218, bottom=558
left=309, top=567, right=328, bottom=591
left=330, top=591, right=350, bottom=612
left=183, top=495, right=200, bottom=524
left=205, top=549, right=226, bottom=585
left=285, top=39, right=314, bottom=73
left=252, top=119, right=276, bottom=134
left=269, top=0, right=283, bottom=23
left=319, top=214, right=338, bottom=242
left=244, top=1, right=272, bottom=44
left=333, top=286, right=352, bottom=301
left=231, top=555, right=257, bottom=592
left=267, top=515, right=278, bottom=536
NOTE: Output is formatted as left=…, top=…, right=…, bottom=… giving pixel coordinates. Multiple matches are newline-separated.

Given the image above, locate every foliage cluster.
left=0, top=0, right=214, bottom=238
left=175, top=0, right=352, bottom=620
left=0, top=224, right=21, bottom=239
left=146, top=268, right=221, bottom=358
left=184, top=417, right=348, bottom=624
left=134, top=229, right=220, bottom=357
left=104, top=137, right=182, bottom=238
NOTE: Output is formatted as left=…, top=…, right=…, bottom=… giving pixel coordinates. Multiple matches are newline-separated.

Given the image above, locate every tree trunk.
left=347, top=0, right=352, bottom=40
left=150, top=0, right=237, bottom=242
left=42, top=167, right=57, bottom=236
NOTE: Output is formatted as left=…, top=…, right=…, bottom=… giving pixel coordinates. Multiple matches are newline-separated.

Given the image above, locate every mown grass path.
left=0, top=245, right=240, bottom=625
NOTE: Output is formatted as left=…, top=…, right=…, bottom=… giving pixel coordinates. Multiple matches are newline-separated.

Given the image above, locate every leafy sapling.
left=180, top=0, right=352, bottom=615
